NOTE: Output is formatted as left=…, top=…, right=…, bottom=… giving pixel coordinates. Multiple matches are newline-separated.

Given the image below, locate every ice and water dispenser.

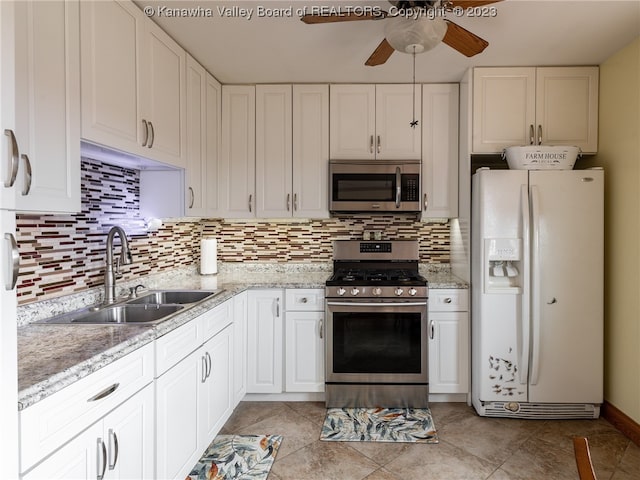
left=484, top=238, right=523, bottom=293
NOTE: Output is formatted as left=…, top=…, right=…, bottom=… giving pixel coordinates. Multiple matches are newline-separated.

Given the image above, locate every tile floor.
left=219, top=401, right=640, bottom=480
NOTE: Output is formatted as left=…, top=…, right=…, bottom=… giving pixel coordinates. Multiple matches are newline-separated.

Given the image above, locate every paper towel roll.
left=200, top=237, right=218, bottom=275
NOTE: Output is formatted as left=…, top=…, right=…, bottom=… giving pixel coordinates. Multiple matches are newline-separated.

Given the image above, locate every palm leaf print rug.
left=321, top=407, right=439, bottom=443
left=187, top=434, right=282, bottom=480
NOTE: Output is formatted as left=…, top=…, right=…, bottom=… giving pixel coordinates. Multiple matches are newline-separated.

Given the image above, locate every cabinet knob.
left=444, top=297, right=452, bottom=303
left=300, top=297, right=308, bottom=303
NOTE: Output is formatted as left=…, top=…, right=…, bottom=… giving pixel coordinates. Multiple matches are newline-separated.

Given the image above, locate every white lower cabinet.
left=285, top=289, right=325, bottom=393
left=155, top=300, right=234, bottom=480
left=428, top=289, right=470, bottom=394
left=233, top=291, right=248, bottom=405
left=247, top=290, right=283, bottom=393
left=19, top=344, right=155, bottom=479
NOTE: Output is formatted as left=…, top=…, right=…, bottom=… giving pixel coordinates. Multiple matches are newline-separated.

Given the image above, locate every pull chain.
left=410, top=46, right=419, bottom=128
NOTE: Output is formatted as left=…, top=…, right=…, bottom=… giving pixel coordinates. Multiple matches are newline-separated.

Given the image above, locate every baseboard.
left=601, top=400, right=640, bottom=447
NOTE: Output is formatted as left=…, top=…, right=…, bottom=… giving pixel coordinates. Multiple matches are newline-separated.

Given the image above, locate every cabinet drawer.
left=201, top=299, right=233, bottom=342
left=19, top=342, right=154, bottom=473
left=285, top=289, right=325, bottom=311
left=155, top=318, right=202, bottom=377
left=429, top=289, right=469, bottom=312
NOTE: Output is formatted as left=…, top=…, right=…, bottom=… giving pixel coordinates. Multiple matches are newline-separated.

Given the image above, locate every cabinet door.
left=103, top=384, right=154, bottom=480
left=155, top=349, right=200, bottom=480
left=256, top=85, right=292, bottom=217
left=21, top=423, right=101, bottom=480
left=199, top=326, right=234, bottom=449
left=472, top=67, right=536, bottom=153
left=14, top=0, right=80, bottom=213
left=422, top=84, right=459, bottom=219
left=205, top=73, right=221, bottom=214
left=247, top=290, right=283, bottom=393
left=233, top=291, right=248, bottom=405
left=535, top=67, right=598, bottom=153
left=220, top=85, right=255, bottom=218
left=140, top=20, right=186, bottom=168
left=375, top=84, right=422, bottom=160
left=185, top=55, right=206, bottom=216
left=429, top=312, right=469, bottom=394
left=80, top=0, right=143, bottom=154
left=330, top=84, right=375, bottom=159
left=285, top=311, right=324, bottom=392
left=292, top=84, right=329, bottom=218
left=1, top=0, right=17, bottom=211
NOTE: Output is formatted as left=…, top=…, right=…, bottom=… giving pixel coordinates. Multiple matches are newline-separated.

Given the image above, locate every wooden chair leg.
left=573, top=436, right=597, bottom=480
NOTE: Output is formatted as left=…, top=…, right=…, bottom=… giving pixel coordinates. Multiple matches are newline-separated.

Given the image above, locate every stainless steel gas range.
left=324, top=240, right=429, bottom=408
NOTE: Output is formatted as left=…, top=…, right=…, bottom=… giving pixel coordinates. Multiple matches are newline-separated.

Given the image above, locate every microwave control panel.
left=402, top=175, right=419, bottom=201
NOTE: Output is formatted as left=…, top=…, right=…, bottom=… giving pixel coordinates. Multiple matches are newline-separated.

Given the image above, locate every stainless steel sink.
left=35, top=289, right=224, bottom=326
left=39, top=304, right=185, bottom=325
left=127, top=290, right=219, bottom=305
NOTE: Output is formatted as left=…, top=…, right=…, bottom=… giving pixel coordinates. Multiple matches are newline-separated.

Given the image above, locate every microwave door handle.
left=395, top=167, right=401, bottom=208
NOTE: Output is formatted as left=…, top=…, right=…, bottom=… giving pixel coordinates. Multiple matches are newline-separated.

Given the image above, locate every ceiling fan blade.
left=442, top=20, right=489, bottom=57
left=301, top=11, right=387, bottom=24
left=447, top=0, right=503, bottom=8
left=365, top=38, right=395, bottom=66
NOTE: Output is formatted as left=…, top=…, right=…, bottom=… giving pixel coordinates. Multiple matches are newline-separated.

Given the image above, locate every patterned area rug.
left=321, top=407, right=439, bottom=443
left=186, top=434, right=282, bottom=480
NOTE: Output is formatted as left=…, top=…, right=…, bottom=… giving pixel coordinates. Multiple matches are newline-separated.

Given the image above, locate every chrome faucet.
left=103, top=226, right=133, bottom=304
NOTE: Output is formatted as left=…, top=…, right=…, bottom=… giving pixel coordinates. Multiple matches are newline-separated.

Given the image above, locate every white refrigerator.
left=471, top=168, right=604, bottom=419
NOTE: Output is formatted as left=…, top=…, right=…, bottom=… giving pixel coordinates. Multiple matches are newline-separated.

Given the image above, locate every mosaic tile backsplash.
left=16, top=159, right=449, bottom=305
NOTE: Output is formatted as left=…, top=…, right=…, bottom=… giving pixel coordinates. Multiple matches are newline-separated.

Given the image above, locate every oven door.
left=325, top=300, right=428, bottom=384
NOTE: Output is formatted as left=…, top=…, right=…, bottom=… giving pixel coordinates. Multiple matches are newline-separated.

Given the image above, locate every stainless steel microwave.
left=329, top=159, right=421, bottom=213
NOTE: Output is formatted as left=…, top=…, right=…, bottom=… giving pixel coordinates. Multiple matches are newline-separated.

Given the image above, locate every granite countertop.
left=17, top=264, right=467, bottom=410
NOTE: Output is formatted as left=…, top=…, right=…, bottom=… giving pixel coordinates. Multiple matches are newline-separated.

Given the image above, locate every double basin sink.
left=36, top=290, right=223, bottom=326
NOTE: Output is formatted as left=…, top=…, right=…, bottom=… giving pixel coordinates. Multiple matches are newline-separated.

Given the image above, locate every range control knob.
left=408, top=288, right=418, bottom=296
left=395, top=288, right=404, bottom=296
left=350, top=288, right=360, bottom=296
left=337, top=288, right=346, bottom=296
left=372, top=287, right=383, bottom=296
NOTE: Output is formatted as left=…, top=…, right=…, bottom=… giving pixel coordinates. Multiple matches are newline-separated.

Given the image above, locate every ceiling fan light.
left=384, top=16, right=447, bottom=54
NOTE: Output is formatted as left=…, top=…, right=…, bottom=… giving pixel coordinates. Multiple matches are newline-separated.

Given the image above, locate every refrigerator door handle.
left=520, top=185, right=531, bottom=385
left=530, top=185, right=542, bottom=385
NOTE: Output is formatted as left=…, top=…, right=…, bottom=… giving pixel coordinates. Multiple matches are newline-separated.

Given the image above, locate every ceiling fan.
left=301, top=0, right=503, bottom=66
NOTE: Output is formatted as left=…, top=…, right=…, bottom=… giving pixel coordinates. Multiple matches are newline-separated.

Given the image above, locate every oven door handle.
left=326, top=301, right=427, bottom=307
left=395, top=166, right=402, bottom=208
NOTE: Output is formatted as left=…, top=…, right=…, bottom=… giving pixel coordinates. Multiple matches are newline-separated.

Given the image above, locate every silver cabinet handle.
left=20, top=154, right=32, bottom=196
left=369, top=135, right=374, bottom=154
left=206, top=351, right=212, bottom=380
left=141, top=119, right=149, bottom=147
left=529, top=124, right=534, bottom=145
left=395, top=166, right=401, bottom=208
left=429, top=320, right=435, bottom=340
left=275, top=297, right=280, bottom=317
left=377, top=135, right=381, bottom=154
left=293, top=193, right=298, bottom=211
left=300, top=297, right=308, bottom=303
left=537, top=124, right=542, bottom=145
left=319, top=319, right=323, bottom=339
left=423, top=193, right=428, bottom=211
left=188, top=187, right=194, bottom=208
left=444, top=297, right=452, bottom=304
left=248, top=194, right=252, bottom=213
left=87, top=383, right=119, bottom=402
left=3, top=129, right=20, bottom=188
left=97, top=438, right=107, bottom=480
left=108, top=429, right=118, bottom=470
left=148, top=121, right=155, bottom=148
left=201, top=355, right=208, bottom=383
left=286, top=193, right=290, bottom=211
left=5, top=233, right=19, bottom=290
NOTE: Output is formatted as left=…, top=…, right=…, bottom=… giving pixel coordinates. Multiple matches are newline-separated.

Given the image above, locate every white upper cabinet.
left=421, top=84, right=459, bottom=220
left=205, top=72, right=221, bottom=215
left=330, top=84, right=421, bottom=160
left=185, top=55, right=207, bottom=216
left=472, top=67, right=598, bottom=153
left=81, top=0, right=186, bottom=168
left=219, top=85, right=256, bottom=218
left=255, top=84, right=329, bottom=219
left=256, top=85, right=293, bottom=218
left=12, top=0, right=81, bottom=213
